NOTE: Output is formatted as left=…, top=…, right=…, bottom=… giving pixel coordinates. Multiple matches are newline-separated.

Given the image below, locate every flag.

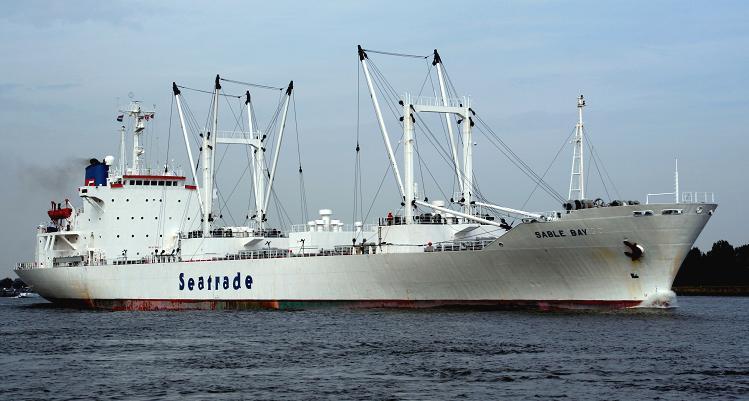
left=116, top=114, right=124, bottom=122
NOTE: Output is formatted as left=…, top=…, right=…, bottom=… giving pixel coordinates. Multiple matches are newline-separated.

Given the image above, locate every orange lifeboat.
left=48, top=208, right=72, bottom=220
left=48, top=200, right=72, bottom=220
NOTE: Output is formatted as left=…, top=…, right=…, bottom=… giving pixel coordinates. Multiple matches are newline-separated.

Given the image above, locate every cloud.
left=0, top=0, right=168, bottom=28
left=34, top=83, right=81, bottom=91
left=0, top=83, right=22, bottom=94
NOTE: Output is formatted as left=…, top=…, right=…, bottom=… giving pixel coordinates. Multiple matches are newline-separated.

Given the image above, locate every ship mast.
left=459, top=97, right=473, bottom=220
left=172, top=83, right=205, bottom=215
left=432, top=50, right=463, bottom=191
left=200, top=75, right=221, bottom=236
left=568, top=95, right=586, bottom=200
left=359, top=45, right=478, bottom=224
left=173, top=76, right=293, bottom=234
left=245, top=91, right=266, bottom=230
left=358, top=46, right=406, bottom=200
left=120, top=101, right=154, bottom=174
left=262, top=81, right=293, bottom=221
left=402, top=94, right=415, bottom=223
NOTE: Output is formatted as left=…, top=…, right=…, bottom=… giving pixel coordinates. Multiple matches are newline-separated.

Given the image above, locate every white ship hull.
left=16, top=203, right=714, bottom=310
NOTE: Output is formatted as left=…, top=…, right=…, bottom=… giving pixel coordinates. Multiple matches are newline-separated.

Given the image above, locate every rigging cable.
left=438, top=62, right=565, bottom=203
left=164, top=95, right=174, bottom=172
left=219, top=77, right=284, bottom=91
left=474, top=114, right=566, bottom=203
left=583, top=128, right=612, bottom=201
left=292, top=93, right=309, bottom=224
left=176, top=84, right=242, bottom=98
left=583, top=127, right=621, bottom=200
left=365, top=55, right=484, bottom=209
left=353, top=57, right=364, bottom=230
left=519, top=126, right=576, bottom=211
left=362, top=48, right=429, bottom=59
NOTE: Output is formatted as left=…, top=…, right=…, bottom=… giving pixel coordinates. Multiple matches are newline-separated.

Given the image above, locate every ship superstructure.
left=15, top=46, right=716, bottom=310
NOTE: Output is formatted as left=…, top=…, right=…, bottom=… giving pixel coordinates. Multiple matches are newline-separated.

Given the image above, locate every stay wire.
left=474, top=115, right=566, bottom=203
left=584, top=127, right=621, bottom=200
left=165, top=96, right=174, bottom=172
left=292, top=94, right=308, bottom=223
left=219, top=77, right=284, bottom=91
left=476, top=122, right=564, bottom=204
left=584, top=130, right=612, bottom=201
left=176, top=85, right=242, bottom=98
left=368, top=56, right=483, bottom=205
left=353, top=58, right=364, bottom=226
left=363, top=48, right=429, bottom=59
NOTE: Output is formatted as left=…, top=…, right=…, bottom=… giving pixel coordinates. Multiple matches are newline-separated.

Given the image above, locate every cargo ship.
left=14, top=46, right=716, bottom=310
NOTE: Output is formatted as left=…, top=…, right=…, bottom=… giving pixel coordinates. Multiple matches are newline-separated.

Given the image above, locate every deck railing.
left=424, top=239, right=496, bottom=252
left=646, top=191, right=715, bottom=204
left=19, top=236, right=498, bottom=270
left=290, top=223, right=377, bottom=233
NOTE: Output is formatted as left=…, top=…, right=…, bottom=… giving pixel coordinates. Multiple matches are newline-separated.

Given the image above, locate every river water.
left=1, top=296, right=747, bottom=400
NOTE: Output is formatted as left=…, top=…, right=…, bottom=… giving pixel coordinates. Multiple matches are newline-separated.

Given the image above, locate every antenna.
left=119, top=125, right=126, bottom=175
left=674, top=158, right=679, bottom=203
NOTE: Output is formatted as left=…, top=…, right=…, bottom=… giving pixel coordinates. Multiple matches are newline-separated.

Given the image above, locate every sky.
left=1, top=1, right=747, bottom=277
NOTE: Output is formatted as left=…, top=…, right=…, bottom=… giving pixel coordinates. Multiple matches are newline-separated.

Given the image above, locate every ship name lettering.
left=534, top=229, right=587, bottom=239
left=179, top=272, right=253, bottom=291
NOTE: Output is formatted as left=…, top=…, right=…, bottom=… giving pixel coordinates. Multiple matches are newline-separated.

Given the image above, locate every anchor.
left=623, top=240, right=644, bottom=261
